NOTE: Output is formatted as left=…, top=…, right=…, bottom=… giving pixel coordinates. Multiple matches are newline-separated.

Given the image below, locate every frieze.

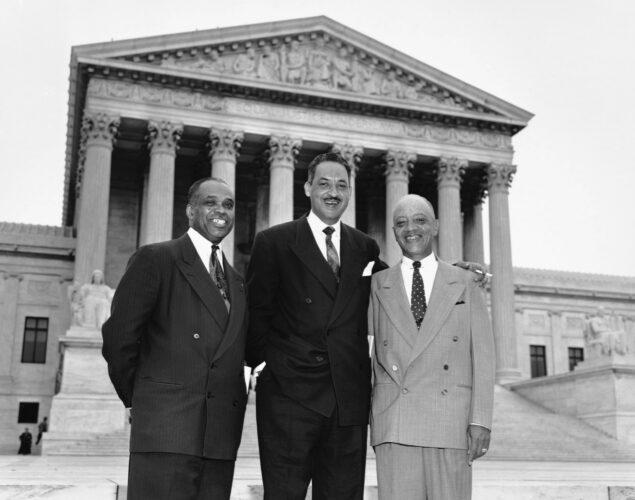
left=86, top=78, right=512, bottom=151
left=148, top=34, right=486, bottom=113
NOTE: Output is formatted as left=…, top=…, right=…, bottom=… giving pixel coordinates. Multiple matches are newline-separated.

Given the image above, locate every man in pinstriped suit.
left=368, top=194, right=495, bottom=499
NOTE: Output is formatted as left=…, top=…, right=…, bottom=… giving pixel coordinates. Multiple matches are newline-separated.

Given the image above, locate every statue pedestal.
left=43, top=326, right=127, bottom=455
left=509, top=361, right=635, bottom=446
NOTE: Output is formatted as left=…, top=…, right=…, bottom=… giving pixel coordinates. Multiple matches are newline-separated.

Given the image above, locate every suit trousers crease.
left=375, top=443, right=471, bottom=500
left=256, top=373, right=367, bottom=500
left=127, top=451, right=235, bottom=500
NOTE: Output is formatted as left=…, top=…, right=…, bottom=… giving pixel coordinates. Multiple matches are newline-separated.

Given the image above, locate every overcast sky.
left=1, top=0, right=634, bottom=276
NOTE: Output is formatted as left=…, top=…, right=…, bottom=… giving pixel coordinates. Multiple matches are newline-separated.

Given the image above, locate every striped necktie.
left=323, top=226, right=340, bottom=282
left=210, top=244, right=230, bottom=309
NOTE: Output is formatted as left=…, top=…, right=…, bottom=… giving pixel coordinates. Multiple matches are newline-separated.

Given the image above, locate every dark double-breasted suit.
left=247, top=216, right=386, bottom=499
left=102, top=233, right=248, bottom=497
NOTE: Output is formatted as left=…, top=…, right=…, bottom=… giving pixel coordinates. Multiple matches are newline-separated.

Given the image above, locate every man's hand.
left=467, top=424, right=491, bottom=466
left=454, top=261, right=491, bottom=288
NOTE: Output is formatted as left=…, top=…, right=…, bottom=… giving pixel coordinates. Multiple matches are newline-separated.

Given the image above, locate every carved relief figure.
left=280, top=40, right=307, bottom=84
left=68, top=281, right=84, bottom=326
left=359, top=62, right=381, bottom=95
left=331, top=47, right=354, bottom=91
left=77, top=270, right=114, bottom=329
left=307, top=37, right=331, bottom=88
left=380, top=70, right=404, bottom=99
left=257, top=45, right=280, bottom=81
left=584, top=307, right=629, bottom=358
left=202, top=49, right=227, bottom=73
left=233, top=47, right=257, bottom=76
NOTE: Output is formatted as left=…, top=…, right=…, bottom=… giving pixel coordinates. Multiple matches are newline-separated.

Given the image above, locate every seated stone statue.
left=584, top=308, right=629, bottom=359
left=70, top=270, right=114, bottom=330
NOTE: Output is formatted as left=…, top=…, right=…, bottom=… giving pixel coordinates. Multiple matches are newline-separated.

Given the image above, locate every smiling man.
left=102, top=177, right=248, bottom=500
left=368, top=194, right=495, bottom=500
left=247, top=152, right=387, bottom=499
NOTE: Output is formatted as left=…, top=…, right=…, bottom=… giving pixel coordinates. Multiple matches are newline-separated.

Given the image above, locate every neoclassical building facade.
left=1, top=17, right=634, bottom=455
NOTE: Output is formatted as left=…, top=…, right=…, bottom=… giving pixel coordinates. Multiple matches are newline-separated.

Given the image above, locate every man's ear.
left=304, top=181, right=311, bottom=198
left=432, top=219, right=440, bottom=236
left=185, top=204, right=193, bottom=221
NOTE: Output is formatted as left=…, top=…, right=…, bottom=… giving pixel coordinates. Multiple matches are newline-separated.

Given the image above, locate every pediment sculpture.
left=583, top=307, right=631, bottom=361
left=157, top=35, right=477, bottom=111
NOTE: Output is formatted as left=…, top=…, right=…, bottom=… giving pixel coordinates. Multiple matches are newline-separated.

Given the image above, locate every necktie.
left=411, top=261, right=427, bottom=329
left=210, top=245, right=230, bottom=309
left=323, top=226, right=340, bottom=281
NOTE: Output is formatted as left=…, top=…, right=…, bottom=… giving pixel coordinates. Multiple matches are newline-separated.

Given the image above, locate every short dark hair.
left=187, top=177, right=229, bottom=204
left=306, top=152, right=351, bottom=184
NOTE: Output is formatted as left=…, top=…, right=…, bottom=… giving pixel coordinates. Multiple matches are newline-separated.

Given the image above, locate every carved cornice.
left=331, top=143, right=363, bottom=176
left=436, top=156, right=467, bottom=187
left=384, top=150, right=416, bottom=181
left=147, top=120, right=183, bottom=156
left=487, top=162, right=516, bottom=193
left=209, top=128, right=244, bottom=162
left=266, top=136, right=302, bottom=170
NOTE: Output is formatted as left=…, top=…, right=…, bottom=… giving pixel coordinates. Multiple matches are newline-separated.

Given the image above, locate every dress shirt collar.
left=187, top=227, right=223, bottom=271
left=307, top=210, right=341, bottom=237
left=401, top=252, right=437, bottom=273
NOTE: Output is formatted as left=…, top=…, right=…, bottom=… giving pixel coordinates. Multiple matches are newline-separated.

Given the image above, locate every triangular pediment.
left=72, top=16, right=532, bottom=127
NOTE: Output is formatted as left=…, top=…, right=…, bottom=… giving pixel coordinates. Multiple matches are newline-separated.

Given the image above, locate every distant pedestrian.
left=36, top=417, right=48, bottom=445
left=18, top=428, right=32, bottom=455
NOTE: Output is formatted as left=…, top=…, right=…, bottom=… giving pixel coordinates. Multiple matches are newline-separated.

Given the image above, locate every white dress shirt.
left=306, top=211, right=341, bottom=261
left=187, top=227, right=224, bottom=273
left=400, top=252, right=438, bottom=306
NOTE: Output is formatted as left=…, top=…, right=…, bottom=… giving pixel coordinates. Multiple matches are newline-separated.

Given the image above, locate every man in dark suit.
left=247, top=152, right=386, bottom=499
left=102, top=177, right=248, bottom=500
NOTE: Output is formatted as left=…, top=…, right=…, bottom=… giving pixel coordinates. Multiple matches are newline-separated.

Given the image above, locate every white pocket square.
left=362, top=261, right=375, bottom=277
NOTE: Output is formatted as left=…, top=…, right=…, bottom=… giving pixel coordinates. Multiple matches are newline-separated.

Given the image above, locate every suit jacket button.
left=383, top=340, right=388, bottom=347
left=315, top=355, right=324, bottom=362
left=210, top=362, right=216, bottom=370
left=402, top=388, right=408, bottom=394
left=193, top=333, right=200, bottom=339
left=206, top=392, right=213, bottom=399
left=391, top=365, right=398, bottom=371
left=452, top=336, right=459, bottom=342
left=305, top=298, right=312, bottom=304
left=232, top=400, right=238, bottom=407
left=443, top=364, right=449, bottom=370
left=441, top=389, right=448, bottom=395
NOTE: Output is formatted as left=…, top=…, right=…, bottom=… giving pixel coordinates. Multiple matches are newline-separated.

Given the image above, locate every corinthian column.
left=384, top=150, right=415, bottom=265
left=331, top=143, right=363, bottom=227
left=209, top=128, right=243, bottom=264
left=74, top=111, right=120, bottom=285
left=436, top=157, right=466, bottom=263
left=487, top=162, right=522, bottom=383
left=267, top=136, right=302, bottom=227
left=141, top=120, right=183, bottom=246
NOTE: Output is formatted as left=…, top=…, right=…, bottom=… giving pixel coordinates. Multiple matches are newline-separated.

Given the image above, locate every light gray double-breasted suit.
left=368, top=259, right=495, bottom=499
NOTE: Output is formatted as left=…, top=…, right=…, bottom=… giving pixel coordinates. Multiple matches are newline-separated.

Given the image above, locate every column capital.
left=148, top=120, right=183, bottom=156
left=384, top=150, right=416, bottom=181
left=266, top=136, right=302, bottom=170
left=331, top=143, right=363, bottom=176
left=209, top=128, right=244, bottom=162
left=487, top=162, right=517, bottom=193
left=436, top=156, right=467, bottom=188
left=81, top=111, right=120, bottom=149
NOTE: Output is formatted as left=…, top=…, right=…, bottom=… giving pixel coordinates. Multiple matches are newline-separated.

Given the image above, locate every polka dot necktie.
left=210, top=245, right=230, bottom=310
left=323, top=226, right=340, bottom=282
left=411, top=261, right=427, bottom=329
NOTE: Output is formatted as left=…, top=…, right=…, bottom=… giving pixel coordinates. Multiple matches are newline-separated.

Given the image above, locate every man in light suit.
left=102, top=178, right=248, bottom=500
left=247, top=152, right=387, bottom=499
left=368, top=194, right=495, bottom=500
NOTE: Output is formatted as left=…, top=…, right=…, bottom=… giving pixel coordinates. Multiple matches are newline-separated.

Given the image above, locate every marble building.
left=1, top=18, right=634, bottom=480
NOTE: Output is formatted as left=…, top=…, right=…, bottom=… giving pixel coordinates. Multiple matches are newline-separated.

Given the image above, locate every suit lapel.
left=174, top=234, right=228, bottom=331
left=407, top=261, right=465, bottom=366
left=289, top=218, right=338, bottom=298
left=328, top=225, right=364, bottom=325
left=375, top=265, right=418, bottom=348
left=212, top=259, right=245, bottom=362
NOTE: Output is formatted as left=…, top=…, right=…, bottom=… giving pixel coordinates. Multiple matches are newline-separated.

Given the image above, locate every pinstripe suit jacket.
left=102, top=234, right=248, bottom=460
left=368, top=260, right=495, bottom=450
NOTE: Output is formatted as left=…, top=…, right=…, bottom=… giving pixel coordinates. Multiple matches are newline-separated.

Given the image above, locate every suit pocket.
left=456, top=383, right=472, bottom=390
left=139, top=376, right=183, bottom=387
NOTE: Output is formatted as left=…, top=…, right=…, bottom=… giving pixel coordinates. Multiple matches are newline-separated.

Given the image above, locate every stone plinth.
left=43, top=327, right=126, bottom=455
left=509, top=364, right=635, bottom=445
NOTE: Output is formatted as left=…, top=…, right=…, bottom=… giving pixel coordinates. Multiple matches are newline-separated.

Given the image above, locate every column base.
left=496, top=369, right=523, bottom=385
